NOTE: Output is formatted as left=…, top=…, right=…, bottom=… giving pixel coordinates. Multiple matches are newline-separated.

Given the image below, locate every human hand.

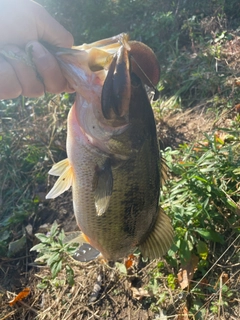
left=0, top=0, right=74, bottom=99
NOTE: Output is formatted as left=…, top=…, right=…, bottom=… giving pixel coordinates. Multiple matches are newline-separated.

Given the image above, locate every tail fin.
left=139, top=208, right=173, bottom=260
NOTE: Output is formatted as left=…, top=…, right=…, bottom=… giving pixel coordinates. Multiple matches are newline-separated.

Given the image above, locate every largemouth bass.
left=46, top=34, right=173, bottom=261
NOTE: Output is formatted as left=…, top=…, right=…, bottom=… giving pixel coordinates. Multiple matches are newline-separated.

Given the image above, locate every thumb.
left=34, top=3, right=74, bottom=48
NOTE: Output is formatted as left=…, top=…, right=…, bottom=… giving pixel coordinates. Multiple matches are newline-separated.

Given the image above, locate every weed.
left=160, top=117, right=240, bottom=316
left=0, top=94, right=72, bottom=257
left=31, top=221, right=78, bottom=288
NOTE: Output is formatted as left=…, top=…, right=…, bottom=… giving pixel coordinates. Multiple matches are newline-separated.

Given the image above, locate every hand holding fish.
left=0, top=0, right=74, bottom=99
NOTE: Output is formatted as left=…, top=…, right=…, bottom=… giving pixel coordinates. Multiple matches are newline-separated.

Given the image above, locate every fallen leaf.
left=177, top=269, right=189, bottom=290
left=9, top=287, right=30, bottom=306
left=177, top=254, right=199, bottom=289
left=131, top=287, right=150, bottom=300
left=222, top=272, right=229, bottom=284
left=177, top=305, right=189, bottom=320
left=124, top=254, right=135, bottom=269
left=235, top=104, right=240, bottom=113
left=214, top=272, right=229, bottom=289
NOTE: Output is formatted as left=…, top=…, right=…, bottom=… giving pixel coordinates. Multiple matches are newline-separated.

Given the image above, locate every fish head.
left=45, top=34, right=160, bottom=155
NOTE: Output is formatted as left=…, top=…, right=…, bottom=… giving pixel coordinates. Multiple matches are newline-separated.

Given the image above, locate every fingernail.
left=26, top=41, right=47, bottom=59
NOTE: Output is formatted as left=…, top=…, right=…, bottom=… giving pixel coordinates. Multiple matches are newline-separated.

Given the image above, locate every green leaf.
left=233, top=168, right=240, bottom=175
left=51, top=260, right=62, bottom=278
left=35, top=233, right=50, bottom=243
left=202, top=197, right=210, bottom=209
left=50, top=221, right=59, bottom=237
left=0, top=230, right=10, bottom=241
left=35, top=253, right=52, bottom=263
left=30, top=243, right=46, bottom=252
left=47, top=252, right=60, bottom=266
left=66, top=265, right=75, bottom=286
left=115, top=262, right=127, bottom=275
left=179, top=239, right=191, bottom=264
left=195, top=228, right=224, bottom=243
left=59, top=229, right=65, bottom=241
left=167, top=274, right=176, bottom=290
left=197, top=241, right=208, bottom=260
left=193, top=175, right=208, bottom=183
left=37, top=281, right=49, bottom=290
left=227, top=199, right=237, bottom=209
left=66, top=245, right=78, bottom=255
left=206, top=185, right=211, bottom=193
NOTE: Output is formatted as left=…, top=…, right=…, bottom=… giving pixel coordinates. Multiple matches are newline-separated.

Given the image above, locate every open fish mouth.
left=44, top=32, right=160, bottom=110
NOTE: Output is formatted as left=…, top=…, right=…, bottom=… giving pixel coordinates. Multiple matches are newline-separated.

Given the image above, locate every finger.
left=33, top=3, right=74, bottom=48
left=0, top=55, right=22, bottom=99
left=0, top=1, right=73, bottom=48
left=2, top=45, right=45, bottom=98
left=27, top=41, right=69, bottom=94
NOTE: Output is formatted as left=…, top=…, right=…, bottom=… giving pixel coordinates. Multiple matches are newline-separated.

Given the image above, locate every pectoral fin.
left=93, top=159, right=113, bottom=216
left=48, top=158, right=71, bottom=176
left=139, top=208, right=173, bottom=260
left=46, top=158, right=73, bottom=199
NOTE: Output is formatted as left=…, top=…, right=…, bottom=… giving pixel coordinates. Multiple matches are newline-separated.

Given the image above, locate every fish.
left=45, top=33, right=173, bottom=261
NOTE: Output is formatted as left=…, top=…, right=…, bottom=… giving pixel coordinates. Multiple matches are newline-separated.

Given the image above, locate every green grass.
left=0, top=94, right=71, bottom=256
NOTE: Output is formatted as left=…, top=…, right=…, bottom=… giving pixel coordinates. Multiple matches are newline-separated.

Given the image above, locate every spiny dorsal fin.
left=139, top=208, right=173, bottom=260
left=46, top=158, right=73, bottom=199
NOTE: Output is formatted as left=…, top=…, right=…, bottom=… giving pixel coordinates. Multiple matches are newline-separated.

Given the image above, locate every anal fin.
left=139, top=208, right=173, bottom=260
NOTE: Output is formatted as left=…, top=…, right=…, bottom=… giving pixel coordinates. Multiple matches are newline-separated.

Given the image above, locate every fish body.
left=46, top=34, right=173, bottom=261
